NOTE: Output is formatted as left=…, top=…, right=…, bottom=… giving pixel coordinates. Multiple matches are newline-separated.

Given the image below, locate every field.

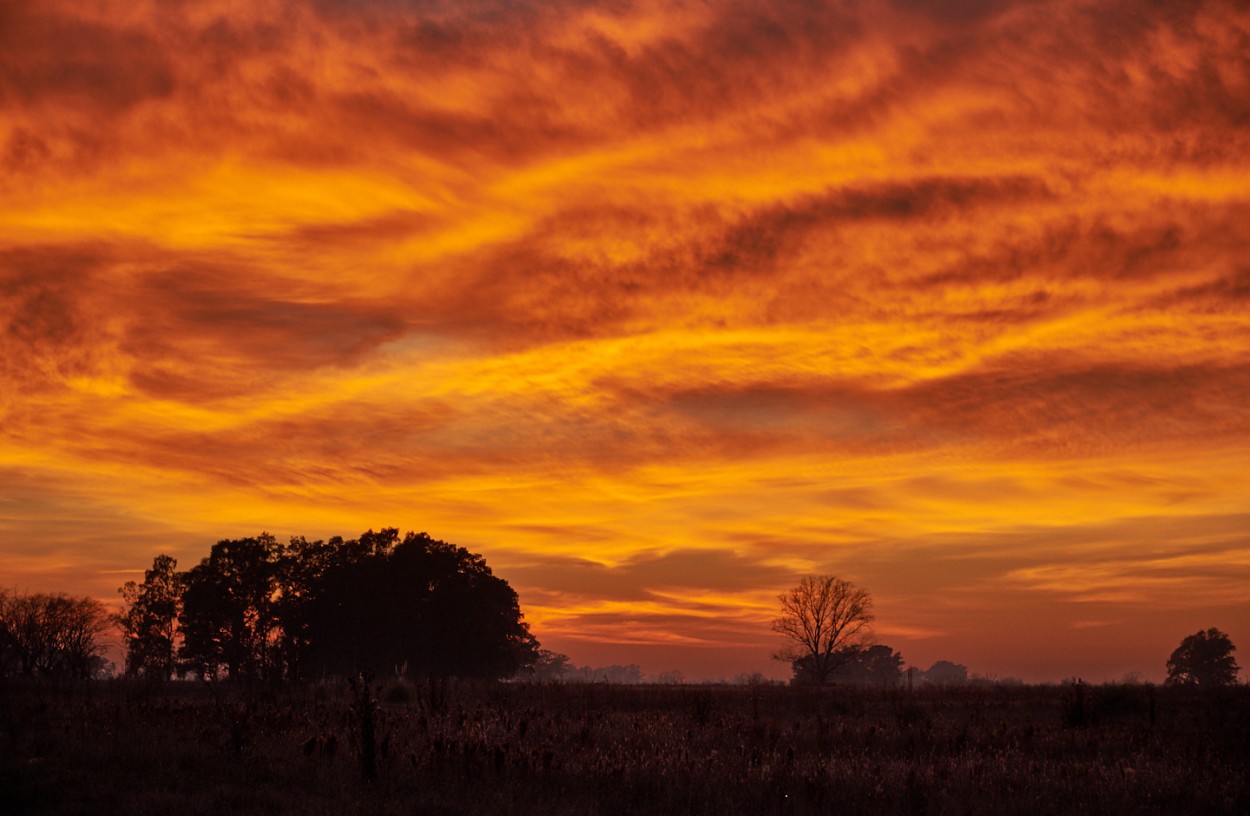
left=2, top=679, right=1248, bottom=815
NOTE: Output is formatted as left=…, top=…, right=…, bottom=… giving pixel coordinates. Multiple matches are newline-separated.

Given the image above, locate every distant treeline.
left=789, top=646, right=1012, bottom=688
left=116, top=529, right=539, bottom=683
left=524, top=648, right=1013, bottom=688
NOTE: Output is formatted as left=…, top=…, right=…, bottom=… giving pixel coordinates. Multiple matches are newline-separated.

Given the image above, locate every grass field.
left=2, top=679, right=1247, bottom=815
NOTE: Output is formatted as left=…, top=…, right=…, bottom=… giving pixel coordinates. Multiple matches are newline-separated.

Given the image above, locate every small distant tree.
left=116, top=554, right=183, bottom=679
left=772, top=575, right=874, bottom=686
left=655, top=669, right=685, bottom=685
left=732, top=672, right=774, bottom=686
left=1166, top=628, right=1239, bottom=687
left=529, top=649, right=571, bottom=682
left=924, top=660, right=969, bottom=687
left=566, top=664, right=644, bottom=684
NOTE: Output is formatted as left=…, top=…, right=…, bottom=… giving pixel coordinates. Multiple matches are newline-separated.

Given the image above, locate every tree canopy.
left=793, top=643, right=903, bottom=686
left=119, top=528, right=539, bottom=683
left=116, top=554, right=182, bottom=679
left=1166, top=628, right=1239, bottom=687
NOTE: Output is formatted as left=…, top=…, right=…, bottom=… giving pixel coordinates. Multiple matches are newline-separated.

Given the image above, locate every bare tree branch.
left=772, top=576, right=874, bottom=685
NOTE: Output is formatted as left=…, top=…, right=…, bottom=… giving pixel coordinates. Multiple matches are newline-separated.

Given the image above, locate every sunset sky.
left=2, top=0, right=1248, bottom=682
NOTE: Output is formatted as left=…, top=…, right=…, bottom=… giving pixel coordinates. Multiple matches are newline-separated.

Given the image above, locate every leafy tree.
left=1166, top=628, right=1239, bottom=687
left=397, top=532, right=538, bottom=678
left=299, top=530, right=538, bottom=680
left=133, top=526, right=538, bottom=684
left=528, top=649, right=571, bottom=682
left=923, top=660, right=970, bottom=687
left=296, top=531, right=400, bottom=676
left=822, top=644, right=904, bottom=687
left=772, top=575, right=874, bottom=686
left=271, top=535, right=353, bottom=683
left=116, top=554, right=183, bottom=679
left=178, top=534, right=285, bottom=681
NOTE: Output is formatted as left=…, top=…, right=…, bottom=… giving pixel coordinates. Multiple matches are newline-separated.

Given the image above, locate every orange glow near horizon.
left=2, top=0, right=1249, bottom=682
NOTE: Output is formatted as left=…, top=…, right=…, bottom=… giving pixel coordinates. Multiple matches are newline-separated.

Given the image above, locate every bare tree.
left=0, top=592, right=110, bottom=680
left=54, top=595, right=111, bottom=679
left=772, top=576, right=874, bottom=686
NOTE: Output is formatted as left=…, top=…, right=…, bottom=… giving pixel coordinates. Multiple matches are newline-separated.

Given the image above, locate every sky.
left=2, top=0, right=1248, bottom=683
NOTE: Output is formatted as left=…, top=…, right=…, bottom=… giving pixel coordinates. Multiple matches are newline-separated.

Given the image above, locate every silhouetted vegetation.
left=5, top=554, right=1248, bottom=814
left=1166, top=628, right=1240, bottom=687
left=793, top=644, right=905, bottom=686
left=115, top=554, right=182, bottom=679
left=118, top=528, right=539, bottom=683
left=920, top=660, right=970, bottom=687
left=2, top=680, right=1248, bottom=815
left=773, top=575, right=874, bottom=685
left=0, top=590, right=110, bottom=680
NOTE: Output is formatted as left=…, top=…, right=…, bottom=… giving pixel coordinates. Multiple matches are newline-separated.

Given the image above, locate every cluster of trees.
left=773, top=575, right=1242, bottom=689
left=769, top=576, right=985, bottom=688
left=791, top=644, right=903, bottom=686
left=0, top=591, right=111, bottom=680
left=526, top=651, right=680, bottom=684
left=117, top=529, right=539, bottom=682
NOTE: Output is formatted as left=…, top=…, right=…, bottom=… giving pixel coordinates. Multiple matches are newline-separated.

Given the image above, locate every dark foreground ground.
left=2, top=678, right=1247, bottom=815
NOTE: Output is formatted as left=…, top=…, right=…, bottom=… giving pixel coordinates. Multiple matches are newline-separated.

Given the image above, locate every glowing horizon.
left=2, top=0, right=1248, bottom=682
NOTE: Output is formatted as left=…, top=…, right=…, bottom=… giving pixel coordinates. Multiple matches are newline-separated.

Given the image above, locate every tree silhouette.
left=116, top=554, right=183, bottom=679
left=152, top=527, right=539, bottom=683
left=0, top=592, right=109, bottom=679
left=0, top=591, right=12, bottom=676
left=923, top=660, right=969, bottom=687
left=772, top=575, right=874, bottom=686
left=528, top=649, right=571, bottom=681
left=299, top=530, right=538, bottom=680
left=178, top=534, right=284, bottom=682
left=819, top=644, right=904, bottom=687
left=1166, top=628, right=1239, bottom=687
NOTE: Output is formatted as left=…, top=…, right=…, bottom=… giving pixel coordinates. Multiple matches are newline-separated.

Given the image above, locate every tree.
left=823, top=644, right=904, bottom=687
left=116, top=554, right=183, bottom=679
left=298, top=530, right=539, bottom=680
left=772, top=575, right=874, bottom=686
left=126, top=526, right=538, bottom=684
left=178, top=534, right=285, bottom=682
left=1166, top=628, right=1240, bottom=687
left=527, top=649, right=571, bottom=682
left=0, top=592, right=110, bottom=680
left=0, top=590, right=15, bottom=677
left=52, top=595, right=111, bottom=679
left=923, top=660, right=969, bottom=687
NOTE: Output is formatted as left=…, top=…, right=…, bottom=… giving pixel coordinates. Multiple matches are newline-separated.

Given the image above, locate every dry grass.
left=2, top=680, right=1247, bottom=815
